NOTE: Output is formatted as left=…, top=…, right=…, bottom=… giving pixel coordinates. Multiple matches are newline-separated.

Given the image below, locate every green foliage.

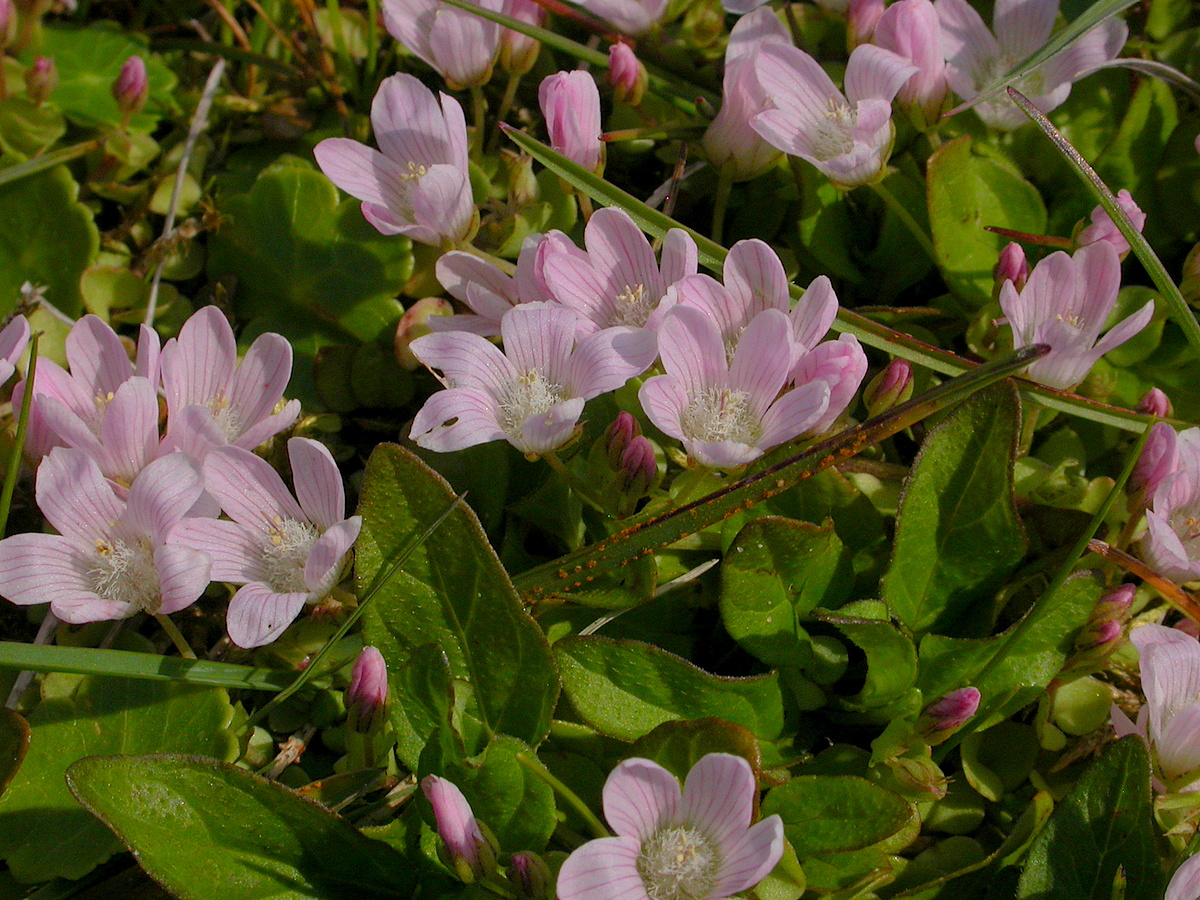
left=66, top=754, right=418, bottom=900
left=0, top=675, right=237, bottom=882
left=628, top=718, right=763, bottom=782
left=0, top=709, right=28, bottom=799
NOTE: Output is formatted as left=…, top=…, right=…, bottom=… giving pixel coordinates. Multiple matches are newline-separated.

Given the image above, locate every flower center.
left=262, top=516, right=321, bottom=594
left=611, top=283, right=655, bottom=327
left=89, top=535, right=160, bottom=614
left=680, top=387, right=759, bottom=445
left=497, top=369, right=567, bottom=439
left=209, top=393, right=244, bottom=441
left=400, top=161, right=428, bottom=181
left=636, top=825, right=719, bottom=900
left=809, top=99, right=856, bottom=160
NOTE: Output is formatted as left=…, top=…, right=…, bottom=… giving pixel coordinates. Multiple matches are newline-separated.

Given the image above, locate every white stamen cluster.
left=611, top=283, right=655, bottom=327
left=210, top=393, right=245, bottom=442
left=262, top=516, right=321, bottom=594
left=498, top=369, right=567, bottom=439
left=636, top=825, right=720, bottom=900
left=88, top=535, right=160, bottom=613
left=808, top=100, right=856, bottom=160
left=681, top=387, right=759, bottom=445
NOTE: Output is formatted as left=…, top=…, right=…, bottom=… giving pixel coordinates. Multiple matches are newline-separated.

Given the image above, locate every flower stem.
left=4, top=608, right=55, bottom=709
left=869, top=178, right=938, bottom=265
left=544, top=451, right=608, bottom=515
left=712, top=165, right=733, bottom=246
left=155, top=614, right=197, bottom=660
left=471, top=86, right=488, bottom=158
left=1019, top=403, right=1042, bottom=456
left=490, top=72, right=522, bottom=151
left=516, top=751, right=610, bottom=839
left=578, top=193, right=595, bottom=221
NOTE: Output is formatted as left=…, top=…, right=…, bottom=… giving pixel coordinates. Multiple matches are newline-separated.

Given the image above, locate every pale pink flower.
left=753, top=42, right=918, bottom=187
left=608, top=42, right=647, bottom=105
left=500, top=0, right=543, bottom=75
left=410, top=303, right=655, bottom=456
left=0, top=315, right=29, bottom=384
left=16, top=315, right=161, bottom=484
left=1076, top=189, right=1145, bottom=258
left=382, top=0, right=502, bottom=89
left=433, top=234, right=551, bottom=337
left=557, top=754, right=784, bottom=900
left=582, top=0, right=668, bottom=34
left=346, top=646, right=389, bottom=733
left=1130, top=422, right=1179, bottom=501
left=159, top=307, right=301, bottom=462
left=537, top=207, right=697, bottom=339
left=1138, top=387, right=1172, bottom=419
left=314, top=73, right=475, bottom=248
left=171, top=437, right=361, bottom=649
left=0, top=449, right=210, bottom=624
left=1112, top=624, right=1200, bottom=789
left=112, top=56, right=148, bottom=117
left=999, top=242, right=1152, bottom=391
left=1141, top=429, right=1200, bottom=585
left=539, top=71, right=604, bottom=174
left=936, top=0, right=1127, bottom=130
left=873, top=0, right=949, bottom=127
left=423, top=775, right=494, bottom=882
left=994, top=241, right=1029, bottom=291
left=1168, top=855, right=1200, bottom=900
left=640, top=306, right=830, bottom=468
left=702, top=8, right=792, bottom=181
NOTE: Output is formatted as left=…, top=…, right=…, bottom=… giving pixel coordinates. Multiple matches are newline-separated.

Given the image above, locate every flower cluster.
left=0, top=308, right=358, bottom=649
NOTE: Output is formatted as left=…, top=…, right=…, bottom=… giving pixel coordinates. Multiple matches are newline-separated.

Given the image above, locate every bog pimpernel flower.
left=434, top=234, right=551, bottom=337
left=1168, top=855, right=1200, bottom=900
left=314, top=72, right=476, bottom=248
left=540, top=71, right=604, bottom=175
left=1075, top=189, right=1145, bottom=258
left=0, top=449, right=211, bottom=624
left=557, top=753, right=784, bottom=900
left=0, top=314, right=29, bottom=385
left=423, top=775, right=496, bottom=883
left=171, top=437, right=362, bottom=648
left=381, top=0, right=502, bottom=89
left=1140, top=428, right=1200, bottom=585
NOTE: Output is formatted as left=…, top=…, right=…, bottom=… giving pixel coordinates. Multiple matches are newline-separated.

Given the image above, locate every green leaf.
left=357, top=444, right=559, bottom=768
left=0, top=675, right=237, bottom=882
left=628, top=718, right=763, bottom=783
left=720, top=517, right=852, bottom=668
left=38, top=23, right=177, bottom=132
left=390, top=644, right=460, bottom=771
left=0, top=709, right=28, bottom=798
left=554, top=636, right=794, bottom=766
left=0, top=164, right=98, bottom=317
left=0, top=97, right=65, bottom=158
left=66, top=754, right=418, bottom=900
left=927, top=136, right=1047, bottom=308
left=882, top=382, right=1027, bottom=635
left=820, top=603, right=920, bottom=712
left=1016, top=737, right=1164, bottom=900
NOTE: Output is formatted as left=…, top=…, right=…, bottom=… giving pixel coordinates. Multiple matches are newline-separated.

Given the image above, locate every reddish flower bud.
left=24, top=56, right=56, bottom=106
left=0, top=0, right=12, bottom=46
left=1138, top=388, right=1172, bottom=420
left=847, top=0, right=884, bottom=47
left=1129, top=422, right=1178, bottom=501
left=508, top=851, right=553, bottom=900
left=112, top=56, right=149, bottom=118
left=345, top=646, right=388, bottom=733
left=605, top=411, right=641, bottom=470
left=863, top=358, right=913, bottom=418
left=994, top=242, right=1028, bottom=293
left=422, top=775, right=497, bottom=883
left=500, top=0, right=543, bottom=75
left=617, top=435, right=656, bottom=498
left=1061, top=584, right=1134, bottom=677
left=915, top=687, right=980, bottom=745
left=608, top=42, right=647, bottom=106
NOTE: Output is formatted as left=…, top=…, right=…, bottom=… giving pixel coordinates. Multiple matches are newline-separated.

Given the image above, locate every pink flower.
left=936, top=0, right=1126, bottom=130
left=0, top=315, right=29, bottom=385
left=640, top=306, right=830, bottom=468
left=112, top=56, right=148, bottom=117
left=423, top=775, right=495, bottom=882
left=608, top=42, right=647, bottom=105
left=537, top=207, right=697, bottom=337
left=998, top=242, right=1152, bottom=391
left=410, top=303, right=655, bottom=456
left=557, top=754, right=784, bottom=900
left=382, top=0, right=502, bottom=89
left=1168, top=855, right=1200, bottom=900
left=1076, top=189, right=1145, bottom=258
left=160, top=307, right=301, bottom=462
left=582, top=0, right=668, bottom=34
left=873, top=0, right=949, bottom=127
left=539, top=71, right=604, bottom=174
left=171, top=438, right=362, bottom=648
left=433, top=234, right=551, bottom=337
left=702, top=8, right=792, bottom=181
left=915, top=687, right=980, bottom=744
left=346, top=646, right=389, bottom=733
left=1130, top=422, right=1180, bottom=501
left=500, top=0, right=544, bottom=75
left=1137, top=387, right=1172, bottom=419
left=994, top=241, right=1029, bottom=291
left=752, top=42, right=918, bottom=187
left=0, top=449, right=211, bottom=624
left=1141, top=428, right=1200, bottom=585
left=314, top=73, right=475, bottom=248
left=1112, top=624, right=1200, bottom=790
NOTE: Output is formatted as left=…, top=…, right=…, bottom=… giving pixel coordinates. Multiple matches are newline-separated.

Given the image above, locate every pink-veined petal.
left=1157, top=701, right=1200, bottom=782
left=603, top=758, right=681, bottom=840
left=155, top=544, right=212, bottom=615
left=203, top=445, right=306, bottom=531
left=96, top=376, right=161, bottom=483
left=233, top=400, right=303, bottom=454
left=659, top=230, right=699, bottom=289
left=437, top=251, right=516, bottom=308
left=729, top=310, right=793, bottom=419
left=289, top=438, right=345, bottom=528
left=0, top=533, right=94, bottom=610
left=372, top=72, right=456, bottom=165
left=410, top=163, right=475, bottom=245
left=658, top=305, right=728, bottom=397
left=1167, top=854, right=1200, bottom=900
left=1135, top=625, right=1200, bottom=749
left=758, top=380, right=831, bottom=448
left=638, top=375, right=688, bottom=442
left=936, top=0, right=1001, bottom=93
left=227, top=332, right=294, bottom=433
left=65, top=315, right=133, bottom=399
left=556, top=836, right=649, bottom=900
left=712, top=815, right=786, bottom=897
left=410, top=387, right=507, bottom=452
left=500, top=303, right=577, bottom=386
left=679, top=754, right=755, bottom=847
left=792, top=275, right=840, bottom=352
left=567, top=327, right=656, bottom=398
left=1142, top=510, right=1200, bottom=584
left=724, top=240, right=790, bottom=319
left=754, top=43, right=840, bottom=125
left=226, top=582, right=310, bottom=648
left=674, top=274, right=747, bottom=346
left=517, top=397, right=585, bottom=455
left=844, top=43, right=919, bottom=105
left=411, top=329, right=517, bottom=395
left=124, top=453, right=205, bottom=541
left=688, top=439, right=763, bottom=469
left=135, top=324, right=161, bottom=384
left=993, top=0, right=1058, bottom=62
left=170, top=517, right=265, bottom=584
left=36, top=448, right=124, bottom=543
left=428, top=3, right=500, bottom=88
left=303, top=516, right=361, bottom=595
left=585, top=208, right=662, bottom=304
left=161, top=307, right=236, bottom=413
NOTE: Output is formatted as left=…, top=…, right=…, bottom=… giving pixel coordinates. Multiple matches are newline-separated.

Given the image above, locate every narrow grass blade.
left=0, top=141, right=101, bottom=188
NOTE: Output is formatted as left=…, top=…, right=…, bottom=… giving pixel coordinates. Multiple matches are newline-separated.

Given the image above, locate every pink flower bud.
left=915, top=687, right=980, bottom=745
left=863, top=358, right=913, bottom=418
left=500, top=0, right=543, bottom=75
left=422, top=775, right=496, bottom=883
left=539, top=70, right=603, bottom=174
left=395, top=297, right=454, bottom=370
left=846, top=0, right=884, bottom=47
left=608, top=42, right=647, bottom=106
left=1061, top=585, right=1133, bottom=676
left=112, top=56, right=149, bottom=118
left=0, top=0, right=12, bottom=45
left=24, top=55, right=56, bottom=106
left=605, top=411, right=641, bottom=470
left=1130, top=422, right=1178, bottom=500
left=1076, top=190, right=1146, bottom=259
left=508, top=851, right=553, bottom=900
left=994, top=242, right=1028, bottom=292
left=872, top=0, right=947, bottom=128
left=1138, top=388, right=1172, bottom=419
left=345, top=646, right=388, bottom=733
left=617, top=435, right=656, bottom=498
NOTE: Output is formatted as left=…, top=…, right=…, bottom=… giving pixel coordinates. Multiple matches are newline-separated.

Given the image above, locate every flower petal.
left=227, top=582, right=310, bottom=648
left=170, top=517, right=265, bottom=584
left=304, top=516, right=361, bottom=595
left=36, top=448, right=124, bottom=543
left=289, top=438, right=345, bottom=528
left=203, top=445, right=306, bottom=531
left=161, top=307, right=236, bottom=414
left=603, top=757, right=681, bottom=840
left=679, top=753, right=755, bottom=847
left=712, top=815, right=786, bottom=897
left=125, top=453, right=206, bottom=541
left=155, top=544, right=213, bottom=615
left=556, top=836, right=649, bottom=900
left=410, top=387, right=506, bottom=452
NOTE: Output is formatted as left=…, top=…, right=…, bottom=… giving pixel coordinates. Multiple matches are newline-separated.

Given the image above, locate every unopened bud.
left=847, top=0, right=884, bottom=47
left=345, top=646, right=388, bottom=733
left=395, top=297, right=454, bottom=370
left=508, top=852, right=553, bottom=900
left=1061, top=585, right=1134, bottom=677
left=863, top=358, right=913, bottom=418
left=0, top=0, right=11, bottom=46
left=915, top=687, right=980, bottom=745
left=24, top=55, right=55, bottom=106
left=1137, top=388, right=1172, bottom=419
left=617, top=435, right=656, bottom=498
left=1129, top=422, right=1177, bottom=501
left=994, top=242, right=1028, bottom=293
left=423, top=775, right=497, bottom=883
left=605, top=411, right=641, bottom=469
left=500, top=0, right=543, bottom=75
left=507, top=153, right=540, bottom=207
left=608, top=42, right=648, bottom=106
left=112, top=56, right=149, bottom=119
left=886, top=754, right=949, bottom=799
